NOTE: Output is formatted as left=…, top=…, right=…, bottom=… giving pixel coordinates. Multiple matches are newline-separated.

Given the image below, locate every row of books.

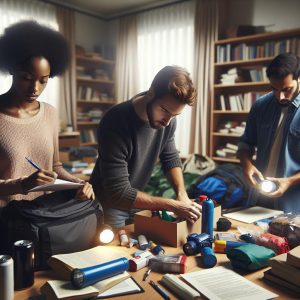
left=219, top=67, right=268, bottom=84
left=216, top=92, right=264, bottom=111
left=76, top=65, right=111, bottom=81
left=215, top=143, right=238, bottom=158
left=80, top=129, right=97, bottom=144
left=63, top=160, right=89, bottom=174
left=264, top=246, right=300, bottom=294
left=77, top=109, right=103, bottom=123
left=216, top=38, right=300, bottom=62
left=217, top=121, right=246, bottom=135
left=77, top=85, right=112, bottom=102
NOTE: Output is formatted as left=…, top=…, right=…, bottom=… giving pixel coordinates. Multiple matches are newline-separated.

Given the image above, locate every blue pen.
left=25, top=157, right=41, bottom=170
left=149, top=280, right=170, bottom=300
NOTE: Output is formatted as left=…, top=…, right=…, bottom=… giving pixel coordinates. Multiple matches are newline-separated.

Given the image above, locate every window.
left=137, top=1, right=195, bottom=156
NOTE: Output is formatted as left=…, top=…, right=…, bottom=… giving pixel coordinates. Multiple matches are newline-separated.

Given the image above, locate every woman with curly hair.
left=0, top=20, right=94, bottom=206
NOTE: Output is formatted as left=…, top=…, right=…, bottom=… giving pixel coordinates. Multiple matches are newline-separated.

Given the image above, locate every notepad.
left=222, top=206, right=283, bottom=223
left=28, top=179, right=84, bottom=192
left=97, top=277, right=144, bottom=298
left=181, top=267, right=278, bottom=300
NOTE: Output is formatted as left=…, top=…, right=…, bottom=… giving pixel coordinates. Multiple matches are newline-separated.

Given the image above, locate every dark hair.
left=0, top=20, right=69, bottom=77
left=266, top=53, right=300, bottom=80
left=150, top=66, right=197, bottom=106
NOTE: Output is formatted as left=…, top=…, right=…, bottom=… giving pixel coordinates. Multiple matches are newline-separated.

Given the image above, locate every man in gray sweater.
left=90, top=66, right=201, bottom=228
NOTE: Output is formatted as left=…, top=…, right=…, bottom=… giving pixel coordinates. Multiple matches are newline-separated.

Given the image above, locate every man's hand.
left=22, top=169, right=57, bottom=193
left=177, top=191, right=191, bottom=203
left=171, top=200, right=202, bottom=224
left=243, top=162, right=264, bottom=188
left=262, top=177, right=292, bottom=198
left=75, top=182, right=95, bottom=201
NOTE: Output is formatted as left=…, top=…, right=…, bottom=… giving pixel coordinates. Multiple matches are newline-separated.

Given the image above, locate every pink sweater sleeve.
left=0, top=178, right=24, bottom=196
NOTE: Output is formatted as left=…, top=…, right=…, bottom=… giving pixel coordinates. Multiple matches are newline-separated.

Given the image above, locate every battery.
left=138, top=235, right=149, bottom=250
left=13, top=240, right=34, bottom=290
left=0, top=255, right=14, bottom=300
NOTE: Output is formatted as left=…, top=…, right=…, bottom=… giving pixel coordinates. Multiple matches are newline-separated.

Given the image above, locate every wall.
left=75, top=12, right=107, bottom=53
left=222, top=0, right=300, bottom=38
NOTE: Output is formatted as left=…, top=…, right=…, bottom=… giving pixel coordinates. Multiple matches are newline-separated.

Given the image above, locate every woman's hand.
left=21, top=169, right=57, bottom=193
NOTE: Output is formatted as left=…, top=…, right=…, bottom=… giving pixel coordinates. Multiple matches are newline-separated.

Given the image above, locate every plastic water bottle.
left=201, top=198, right=214, bottom=238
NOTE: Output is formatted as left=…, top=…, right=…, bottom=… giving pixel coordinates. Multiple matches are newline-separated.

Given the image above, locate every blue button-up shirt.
left=239, top=91, right=300, bottom=213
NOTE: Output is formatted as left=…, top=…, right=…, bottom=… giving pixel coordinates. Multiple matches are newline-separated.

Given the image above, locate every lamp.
left=99, top=224, right=114, bottom=244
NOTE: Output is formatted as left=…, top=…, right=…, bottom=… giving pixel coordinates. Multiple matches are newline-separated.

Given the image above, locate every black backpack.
left=0, top=191, right=103, bottom=270
left=188, top=163, right=249, bottom=208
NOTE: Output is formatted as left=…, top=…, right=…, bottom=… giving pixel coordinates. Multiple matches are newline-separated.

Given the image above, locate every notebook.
left=97, top=277, right=144, bottom=298
left=181, top=266, right=278, bottom=300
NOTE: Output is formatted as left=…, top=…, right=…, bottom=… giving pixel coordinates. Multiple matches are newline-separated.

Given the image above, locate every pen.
left=149, top=280, right=171, bottom=300
left=25, top=157, right=41, bottom=170
left=143, top=268, right=151, bottom=281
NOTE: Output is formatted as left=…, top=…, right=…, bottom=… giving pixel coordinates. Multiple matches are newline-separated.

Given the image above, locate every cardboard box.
left=134, top=206, right=222, bottom=247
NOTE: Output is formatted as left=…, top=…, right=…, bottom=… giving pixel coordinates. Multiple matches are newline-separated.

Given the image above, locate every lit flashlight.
left=260, top=180, right=278, bottom=193
left=99, top=225, right=114, bottom=244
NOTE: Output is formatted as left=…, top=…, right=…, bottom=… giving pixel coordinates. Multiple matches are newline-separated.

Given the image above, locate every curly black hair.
left=0, top=20, right=70, bottom=77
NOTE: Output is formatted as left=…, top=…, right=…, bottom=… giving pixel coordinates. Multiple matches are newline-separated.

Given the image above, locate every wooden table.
left=14, top=221, right=298, bottom=300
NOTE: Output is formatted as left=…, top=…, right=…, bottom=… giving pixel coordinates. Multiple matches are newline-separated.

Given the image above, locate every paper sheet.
left=28, top=179, right=83, bottom=192
left=181, top=266, right=278, bottom=300
left=97, top=277, right=141, bottom=298
left=222, top=206, right=283, bottom=223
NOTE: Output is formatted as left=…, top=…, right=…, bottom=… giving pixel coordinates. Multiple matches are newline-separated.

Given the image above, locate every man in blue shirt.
left=238, top=53, right=300, bottom=213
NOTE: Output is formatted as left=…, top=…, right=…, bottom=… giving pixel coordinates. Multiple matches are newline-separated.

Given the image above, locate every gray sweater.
left=90, top=98, right=182, bottom=211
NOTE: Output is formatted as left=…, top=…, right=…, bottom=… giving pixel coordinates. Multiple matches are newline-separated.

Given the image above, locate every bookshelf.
left=76, top=54, right=117, bottom=147
left=210, top=28, right=300, bottom=163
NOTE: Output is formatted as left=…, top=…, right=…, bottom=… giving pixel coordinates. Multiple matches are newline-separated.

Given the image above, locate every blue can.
left=201, top=246, right=217, bottom=268
left=201, top=199, right=214, bottom=238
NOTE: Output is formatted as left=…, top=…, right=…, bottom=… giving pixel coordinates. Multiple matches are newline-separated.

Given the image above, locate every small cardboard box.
left=134, top=206, right=222, bottom=247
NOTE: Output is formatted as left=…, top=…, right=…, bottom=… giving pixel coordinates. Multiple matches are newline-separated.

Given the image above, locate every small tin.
left=149, top=255, right=187, bottom=274
left=13, top=240, right=34, bottom=290
left=0, top=255, right=14, bottom=300
left=129, top=252, right=153, bottom=272
left=138, top=235, right=149, bottom=250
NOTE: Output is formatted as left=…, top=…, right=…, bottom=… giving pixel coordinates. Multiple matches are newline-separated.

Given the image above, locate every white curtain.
left=116, top=15, right=139, bottom=102
left=137, top=1, right=196, bottom=156
left=0, top=0, right=59, bottom=108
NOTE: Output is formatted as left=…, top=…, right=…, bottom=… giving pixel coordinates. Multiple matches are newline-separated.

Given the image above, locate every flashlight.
left=99, top=225, right=114, bottom=244
left=71, top=257, right=129, bottom=289
left=260, top=180, right=278, bottom=193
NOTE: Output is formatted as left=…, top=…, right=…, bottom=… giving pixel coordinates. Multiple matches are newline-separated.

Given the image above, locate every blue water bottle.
left=201, top=198, right=214, bottom=238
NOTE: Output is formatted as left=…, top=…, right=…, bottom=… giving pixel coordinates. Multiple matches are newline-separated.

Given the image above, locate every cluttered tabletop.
left=14, top=206, right=300, bottom=300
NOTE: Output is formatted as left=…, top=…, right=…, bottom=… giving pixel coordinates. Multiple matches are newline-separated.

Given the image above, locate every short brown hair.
left=150, top=66, right=197, bottom=105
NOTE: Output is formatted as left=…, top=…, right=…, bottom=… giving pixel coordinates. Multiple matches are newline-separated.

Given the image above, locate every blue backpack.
left=189, top=163, right=248, bottom=208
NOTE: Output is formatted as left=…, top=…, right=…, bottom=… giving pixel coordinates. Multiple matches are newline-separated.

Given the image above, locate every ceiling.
left=44, top=0, right=183, bottom=19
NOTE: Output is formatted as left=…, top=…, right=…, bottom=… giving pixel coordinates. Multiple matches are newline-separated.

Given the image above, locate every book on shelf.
left=263, top=269, right=300, bottom=294
left=216, top=146, right=237, bottom=158
left=268, top=253, right=300, bottom=287
left=47, top=245, right=130, bottom=281
left=216, top=37, right=300, bottom=62
left=216, top=92, right=263, bottom=111
left=226, top=143, right=238, bottom=151
left=287, top=245, right=300, bottom=268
